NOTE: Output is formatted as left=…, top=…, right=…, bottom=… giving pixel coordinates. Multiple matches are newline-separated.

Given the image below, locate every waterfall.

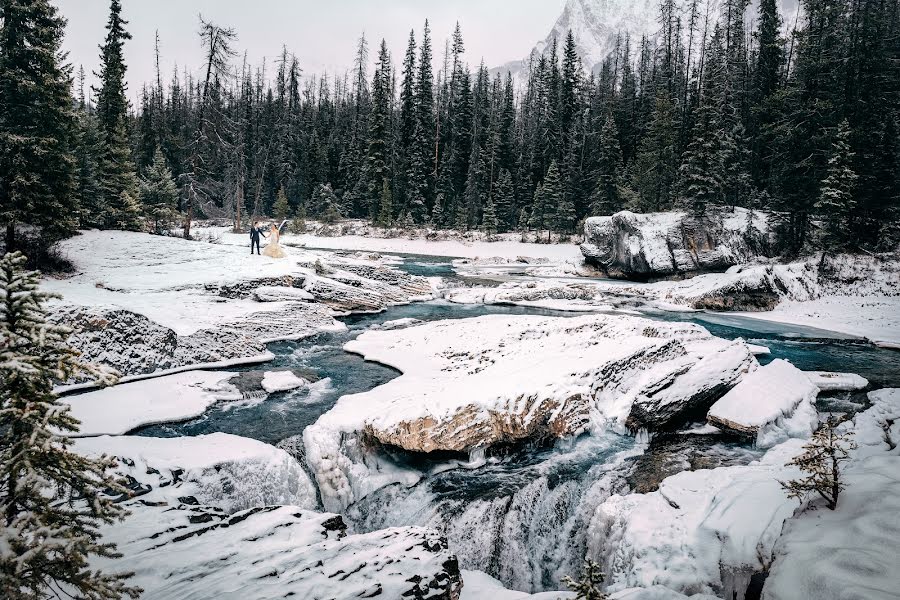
left=345, top=432, right=644, bottom=593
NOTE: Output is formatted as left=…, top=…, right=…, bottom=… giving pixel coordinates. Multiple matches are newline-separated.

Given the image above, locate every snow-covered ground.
left=45, top=230, right=432, bottom=380
left=63, top=371, right=240, bottom=436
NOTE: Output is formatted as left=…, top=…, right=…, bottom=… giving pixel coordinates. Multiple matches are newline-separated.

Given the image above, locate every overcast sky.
left=52, top=0, right=564, bottom=103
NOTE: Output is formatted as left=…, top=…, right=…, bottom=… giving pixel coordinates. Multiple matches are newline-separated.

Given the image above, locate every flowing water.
left=136, top=255, right=900, bottom=593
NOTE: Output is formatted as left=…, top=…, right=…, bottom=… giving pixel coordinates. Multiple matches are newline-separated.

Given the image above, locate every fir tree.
left=555, top=189, right=576, bottom=235
left=272, top=185, right=290, bottom=220
left=95, top=0, right=141, bottom=230
left=0, top=252, right=139, bottom=600
left=562, top=560, right=608, bottom=600
left=780, top=415, right=857, bottom=511
left=816, top=120, right=858, bottom=250
left=139, top=148, right=179, bottom=233
left=0, top=0, right=78, bottom=252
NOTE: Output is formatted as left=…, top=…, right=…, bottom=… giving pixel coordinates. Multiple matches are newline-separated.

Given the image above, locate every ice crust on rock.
left=589, top=439, right=806, bottom=600
left=805, top=371, right=869, bottom=392
left=305, top=313, right=756, bottom=511
left=261, top=370, right=308, bottom=393
left=707, top=359, right=820, bottom=448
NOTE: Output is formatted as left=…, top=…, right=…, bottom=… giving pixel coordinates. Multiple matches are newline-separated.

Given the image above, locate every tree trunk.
left=183, top=205, right=193, bottom=239
left=5, top=220, right=14, bottom=254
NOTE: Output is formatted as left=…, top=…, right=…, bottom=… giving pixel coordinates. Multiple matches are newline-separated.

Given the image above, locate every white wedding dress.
left=262, top=225, right=287, bottom=258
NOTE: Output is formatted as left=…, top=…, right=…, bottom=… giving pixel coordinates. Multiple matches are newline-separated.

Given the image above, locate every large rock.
left=580, top=209, right=771, bottom=280
left=707, top=359, right=820, bottom=448
left=304, top=314, right=756, bottom=511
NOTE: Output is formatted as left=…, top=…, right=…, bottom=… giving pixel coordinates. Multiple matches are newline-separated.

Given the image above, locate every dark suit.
left=250, top=226, right=265, bottom=254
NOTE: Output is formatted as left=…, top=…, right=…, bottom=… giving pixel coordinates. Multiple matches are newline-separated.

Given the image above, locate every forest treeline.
left=2, top=0, right=899, bottom=257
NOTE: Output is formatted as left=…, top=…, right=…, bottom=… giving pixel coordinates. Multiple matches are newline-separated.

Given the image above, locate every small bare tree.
left=562, top=560, right=608, bottom=600
left=780, top=416, right=857, bottom=511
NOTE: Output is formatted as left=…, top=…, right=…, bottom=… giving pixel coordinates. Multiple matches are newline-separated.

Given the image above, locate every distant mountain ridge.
left=492, top=0, right=800, bottom=83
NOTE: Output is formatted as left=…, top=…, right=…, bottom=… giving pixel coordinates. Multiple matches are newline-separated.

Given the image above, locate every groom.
left=250, top=221, right=267, bottom=255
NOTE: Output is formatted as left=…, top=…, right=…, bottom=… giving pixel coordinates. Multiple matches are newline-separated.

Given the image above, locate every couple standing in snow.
left=250, top=221, right=287, bottom=259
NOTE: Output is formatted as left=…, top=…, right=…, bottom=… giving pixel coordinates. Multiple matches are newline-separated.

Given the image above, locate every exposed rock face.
left=53, top=302, right=339, bottom=378
left=580, top=209, right=771, bottom=280
left=305, top=314, right=757, bottom=511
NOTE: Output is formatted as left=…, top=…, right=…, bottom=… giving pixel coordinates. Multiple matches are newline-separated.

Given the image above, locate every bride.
left=262, top=222, right=287, bottom=258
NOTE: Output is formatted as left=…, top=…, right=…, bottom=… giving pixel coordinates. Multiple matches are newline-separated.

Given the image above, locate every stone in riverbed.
left=707, top=359, right=820, bottom=448
left=580, top=209, right=771, bottom=280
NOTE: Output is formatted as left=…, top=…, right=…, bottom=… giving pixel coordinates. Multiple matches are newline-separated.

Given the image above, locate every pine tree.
left=780, top=415, right=857, bottom=511
left=562, top=560, right=608, bottom=600
left=272, top=185, right=290, bottom=220
left=140, top=148, right=179, bottom=233
left=365, top=40, right=392, bottom=221
left=377, top=178, right=393, bottom=227
left=0, top=0, right=78, bottom=253
left=0, top=252, right=139, bottom=600
left=816, top=120, right=858, bottom=251
left=94, top=0, right=141, bottom=230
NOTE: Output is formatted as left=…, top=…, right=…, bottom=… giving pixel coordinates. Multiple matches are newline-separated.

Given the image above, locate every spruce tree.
left=816, top=120, right=858, bottom=251
left=430, top=193, right=444, bottom=227
left=272, top=185, right=290, bottom=220
left=0, top=0, right=78, bottom=253
left=481, top=196, right=499, bottom=236
left=591, top=116, right=624, bottom=215
left=377, top=178, right=393, bottom=227
left=562, top=560, right=608, bottom=600
left=140, top=148, right=179, bottom=233
left=365, top=40, right=392, bottom=221
left=74, top=69, right=105, bottom=230
left=95, top=0, right=141, bottom=230
left=780, top=416, right=856, bottom=511
left=0, top=252, right=139, bottom=600
left=493, top=169, right=515, bottom=232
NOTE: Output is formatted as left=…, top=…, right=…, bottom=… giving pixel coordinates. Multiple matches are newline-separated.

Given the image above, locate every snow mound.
left=762, top=389, right=900, bottom=600
left=261, top=370, right=308, bottom=393
left=707, top=359, right=819, bottom=448
left=306, top=313, right=756, bottom=511
left=804, top=371, right=869, bottom=392
left=63, top=371, right=240, bottom=436
left=460, top=569, right=575, bottom=599
left=97, top=503, right=461, bottom=600
left=589, top=439, right=805, bottom=600
left=74, top=433, right=317, bottom=512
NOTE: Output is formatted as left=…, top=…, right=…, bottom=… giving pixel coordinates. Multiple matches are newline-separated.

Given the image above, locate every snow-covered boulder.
left=261, top=370, right=308, bottom=393
left=805, top=371, right=869, bottom=392
left=762, top=389, right=900, bottom=600
left=589, top=439, right=805, bottom=600
left=305, top=314, right=756, bottom=511
left=63, top=371, right=240, bottom=436
left=707, top=359, right=819, bottom=448
left=580, top=209, right=771, bottom=280
left=74, top=433, right=318, bottom=512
